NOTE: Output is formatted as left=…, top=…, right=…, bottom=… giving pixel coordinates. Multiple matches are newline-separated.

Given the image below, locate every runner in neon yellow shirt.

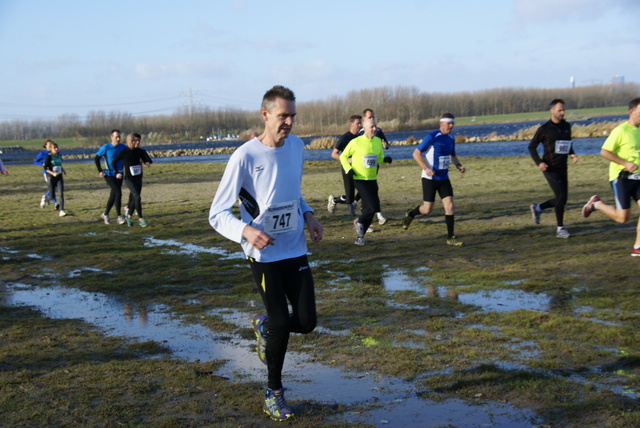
left=601, top=121, right=640, bottom=181
left=582, top=97, right=640, bottom=257
left=340, top=117, right=391, bottom=245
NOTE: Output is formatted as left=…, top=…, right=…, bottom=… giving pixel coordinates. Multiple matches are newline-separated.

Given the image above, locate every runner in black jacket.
left=113, top=133, right=152, bottom=227
left=528, top=99, right=578, bottom=238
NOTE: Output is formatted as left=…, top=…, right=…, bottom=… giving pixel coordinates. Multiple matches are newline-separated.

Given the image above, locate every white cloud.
left=512, top=0, right=637, bottom=24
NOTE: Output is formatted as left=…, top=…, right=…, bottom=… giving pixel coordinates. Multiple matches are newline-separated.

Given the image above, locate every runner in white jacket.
left=209, top=85, right=323, bottom=422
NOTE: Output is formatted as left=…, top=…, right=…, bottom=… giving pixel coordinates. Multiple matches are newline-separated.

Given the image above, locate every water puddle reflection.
left=382, top=268, right=426, bottom=293
left=457, top=288, right=548, bottom=312
left=342, top=396, right=537, bottom=427
left=143, top=238, right=245, bottom=260
left=3, top=283, right=225, bottom=363
left=382, top=269, right=549, bottom=313
left=2, top=282, right=541, bottom=427
left=0, top=246, right=48, bottom=260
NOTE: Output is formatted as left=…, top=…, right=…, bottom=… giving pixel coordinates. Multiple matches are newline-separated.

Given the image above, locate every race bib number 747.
left=262, top=200, right=299, bottom=234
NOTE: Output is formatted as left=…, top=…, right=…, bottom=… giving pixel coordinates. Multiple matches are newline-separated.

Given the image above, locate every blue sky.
left=0, top=0, right=637, bottom=121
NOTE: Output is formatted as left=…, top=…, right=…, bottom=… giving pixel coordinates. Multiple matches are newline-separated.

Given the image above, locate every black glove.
left=383, top=156, right=392, bottom=164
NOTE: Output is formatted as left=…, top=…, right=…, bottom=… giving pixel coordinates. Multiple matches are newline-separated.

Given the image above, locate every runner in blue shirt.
left=402, top=113, right=466, bottom=246
left=94, top=130, right=127, bottom=225
left=34, top=139, right=54, bottom=208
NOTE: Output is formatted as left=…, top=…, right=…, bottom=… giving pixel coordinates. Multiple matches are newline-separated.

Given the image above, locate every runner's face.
left=363, top=119, right=376, bottom=139
left=629, top=104, right=640, bottom=127
left=111, top=132, right=121, bottom=145
left=439, top=120, right=454, bottom=134
left=550, top=103, right=565, bottom=123
left=350, top=119, right=362, bottom=134
left=263, top=98, right=296, bottom=144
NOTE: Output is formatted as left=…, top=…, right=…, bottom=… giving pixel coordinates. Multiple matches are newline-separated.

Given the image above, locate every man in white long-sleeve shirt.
left=209, top=85, right=323, bottom=422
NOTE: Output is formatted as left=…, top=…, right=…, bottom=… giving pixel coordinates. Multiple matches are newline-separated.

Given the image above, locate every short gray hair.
left=261, top=85, right=296, bottom=111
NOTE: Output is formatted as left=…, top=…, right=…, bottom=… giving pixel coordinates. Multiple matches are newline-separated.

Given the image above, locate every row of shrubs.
left=306, top=120, right=623, bottom=149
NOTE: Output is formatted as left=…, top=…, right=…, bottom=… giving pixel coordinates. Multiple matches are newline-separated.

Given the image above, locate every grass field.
left=1, top=156, right=639, bottom=427
left=455, top=106, right=629, bottom=126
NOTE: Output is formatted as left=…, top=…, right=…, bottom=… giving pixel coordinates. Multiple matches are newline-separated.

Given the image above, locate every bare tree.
left=1, top=83, right=637, bottom=142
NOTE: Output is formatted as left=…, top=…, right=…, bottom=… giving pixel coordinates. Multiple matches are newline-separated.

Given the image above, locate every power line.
left=0, top=96, right=181, bottom=109
left=200, top=92, right=255, bottom=108
left=0, top=106, right=177, bottom=121
left=179, top=88, right=205, bottom=115
left=0, top=90, right=256, bottom=122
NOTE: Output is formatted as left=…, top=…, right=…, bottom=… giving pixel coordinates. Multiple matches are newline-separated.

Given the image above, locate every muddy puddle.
left=2, top=281, right=541, bottom=427
left=144, top=237, right=245, bottom=260
left=5, top=243, right=632, bottom=425
left=383, top=268, right=550, bottom=313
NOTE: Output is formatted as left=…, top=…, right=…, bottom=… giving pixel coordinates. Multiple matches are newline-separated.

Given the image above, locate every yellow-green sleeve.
left=340, top=142, right=354, bottom=174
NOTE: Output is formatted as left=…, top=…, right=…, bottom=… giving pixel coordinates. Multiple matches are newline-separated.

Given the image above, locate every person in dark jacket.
left=113, top=133, right=152, bottom=227
left=528, top=99, right=578, bottom=238
left=43, top=142, right=67, bottom=217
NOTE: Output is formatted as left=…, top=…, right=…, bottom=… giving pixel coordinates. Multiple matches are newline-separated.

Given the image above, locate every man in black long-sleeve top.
left=528, top=99, right=578, bottom=238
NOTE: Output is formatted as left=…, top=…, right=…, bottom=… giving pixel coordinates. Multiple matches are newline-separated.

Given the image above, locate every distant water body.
left=147, top=137, right=607, bottom=165
left=2, top=115, right=625, bottom=165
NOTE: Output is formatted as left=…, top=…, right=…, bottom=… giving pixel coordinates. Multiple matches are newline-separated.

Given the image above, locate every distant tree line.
left=1, top=83, right=637, bottom=142
left=0, top=106, right=256, bottom=143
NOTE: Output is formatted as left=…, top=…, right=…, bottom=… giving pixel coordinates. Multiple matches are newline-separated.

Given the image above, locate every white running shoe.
left=59, top=210, right=67, bottom=217
left=40, top=195, right=46, bottom=209
left=100, top=213, right=110, bottom=224
left=354, top=237, right=366, bottom=246
left=556, top=228, right=571, bottom=239
left=377, top=212, right=387, bottom=225
left=353, top=219, right=364, bottom=238
left=117, top=216, right=126, bottom=225
left=327, top=195, right=336, bottom=214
